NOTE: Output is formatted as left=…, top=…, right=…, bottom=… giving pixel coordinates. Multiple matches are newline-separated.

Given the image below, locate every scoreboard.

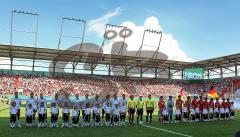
left=184, top=68, right=204, bottom=79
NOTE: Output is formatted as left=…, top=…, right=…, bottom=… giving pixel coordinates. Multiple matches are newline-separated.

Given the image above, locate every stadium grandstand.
left=0, top=39, right=240, bottom=98
left=0, top=43, right=240, bottom=99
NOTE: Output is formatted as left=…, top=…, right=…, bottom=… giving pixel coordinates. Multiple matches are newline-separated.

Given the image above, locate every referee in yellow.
left=128, top=95, right=136, bottom=125
left=137, top=95, right=144, bottom=125
left=146, top=94, right=154, bottom=124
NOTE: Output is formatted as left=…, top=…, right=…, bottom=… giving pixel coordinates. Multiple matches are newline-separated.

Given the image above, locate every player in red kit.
left=184, top=96, right=191, bottom=121
left=185, top=96, right=191, bottom=113
left=220, top=98, right=226, bottom=120
left=158, top=96, right=165, bottom=123
left=221, top=98, right=227, bottom=109
left=226, top=98, right=231, bottom=110
left=225, top=98, right=231, bottom=119
left=214, top=98, right=220, bottom=120
left=208, top=98, right=214, bottom=120
left=197, top=96, right=204, bottom=121
left=176, top=95, right=183, bottom=113
left=191, top=96, right=198, bottom=109
left=203, top=98, right=209, bottom=111
left=203, top=98, right=209, bottom=121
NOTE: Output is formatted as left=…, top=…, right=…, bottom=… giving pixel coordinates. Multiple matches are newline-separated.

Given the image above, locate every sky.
left=0, top=0, right=240, bottom=62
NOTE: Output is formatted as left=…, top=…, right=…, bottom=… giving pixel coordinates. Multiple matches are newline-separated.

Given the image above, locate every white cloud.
left=88, top=10, right=193, bottom=62
left=87, top=7, right=121, bottom=37
left=121, top=17, right=193, bottom=62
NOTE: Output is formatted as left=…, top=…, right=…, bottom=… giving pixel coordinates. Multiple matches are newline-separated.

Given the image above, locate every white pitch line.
left=142, top=124, right=193, bottom=137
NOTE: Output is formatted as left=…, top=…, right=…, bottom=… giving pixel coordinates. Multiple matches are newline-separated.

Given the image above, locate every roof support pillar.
left=72, top=62, right=78, bottom=74
left=32, top=58, right=35, bottom=73
left=168, top=67, right=171, bottom=79
left=52, top=60, right=57, bottom=75
left=207, top=69, right=210, bottom=79
left=155, top=67, right=157, bottom=78
left=181, top=69, right=184, bottom=79
left=220, top=66, right=223, bottom=78
left=125, top=69, right=127, bottom=77
left=90, top=63, right=94, bottom=75
left=140, top=67, right=143, bottom=78
left=108, top=64, right=111, bottom=76
left=235, top=64, right=238, bottom=77
left=10, top=57, right=13, bottom=71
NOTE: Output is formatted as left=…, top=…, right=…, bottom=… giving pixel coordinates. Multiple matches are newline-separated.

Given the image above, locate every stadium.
left=0, top=1, right=240, bottom=137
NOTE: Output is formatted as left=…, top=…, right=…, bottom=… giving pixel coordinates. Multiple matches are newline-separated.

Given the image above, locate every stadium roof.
left=0, top=44, right=190, bottom=69
left=0, top=44, right=239, bottom=70
left=192, top=53, right=240, bottom=69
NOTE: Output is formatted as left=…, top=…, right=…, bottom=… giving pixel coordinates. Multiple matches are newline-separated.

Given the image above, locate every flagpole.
left=232, top=80, right=234, bottom=100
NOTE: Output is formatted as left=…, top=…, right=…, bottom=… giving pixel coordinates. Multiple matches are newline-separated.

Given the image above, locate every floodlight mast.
left=100, top=24, right=127, bottom=56
left=9, top=10, right=39, bottom=71
left=136, top=29, right=162, bottom=59
left=57, top=17, right=86, bottom=50
left=55, top=17, right=86, bottom=74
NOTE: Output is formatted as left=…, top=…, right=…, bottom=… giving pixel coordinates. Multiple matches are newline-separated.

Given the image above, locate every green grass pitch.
left=0, top=102, right=240, bottom=137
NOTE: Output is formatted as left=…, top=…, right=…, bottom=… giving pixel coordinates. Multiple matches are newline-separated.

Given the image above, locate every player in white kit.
left=11, top=92, right=21, bottom=127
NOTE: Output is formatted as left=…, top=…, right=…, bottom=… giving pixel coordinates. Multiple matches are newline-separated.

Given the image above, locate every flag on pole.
left=208, top=85, right=218, bottom=98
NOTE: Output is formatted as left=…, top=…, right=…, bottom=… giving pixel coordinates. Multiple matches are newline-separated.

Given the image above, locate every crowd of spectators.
left=0, top=73, right=239, bottom=98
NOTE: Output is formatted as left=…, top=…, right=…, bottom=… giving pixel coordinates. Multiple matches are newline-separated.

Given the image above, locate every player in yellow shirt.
left=128, top=95, right=136, bottom=125
left=136, top=95, right=144, bottom=125
left=146, top=94, right=154, bottom=124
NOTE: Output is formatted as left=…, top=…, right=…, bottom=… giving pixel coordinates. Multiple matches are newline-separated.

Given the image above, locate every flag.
left=14, top=75, right=20, bottom=89
left=70, top=84, right=74, bottom=92
left=179, top=88, right=187, bottom=96
left=208, top=85, right=218, bottom=98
